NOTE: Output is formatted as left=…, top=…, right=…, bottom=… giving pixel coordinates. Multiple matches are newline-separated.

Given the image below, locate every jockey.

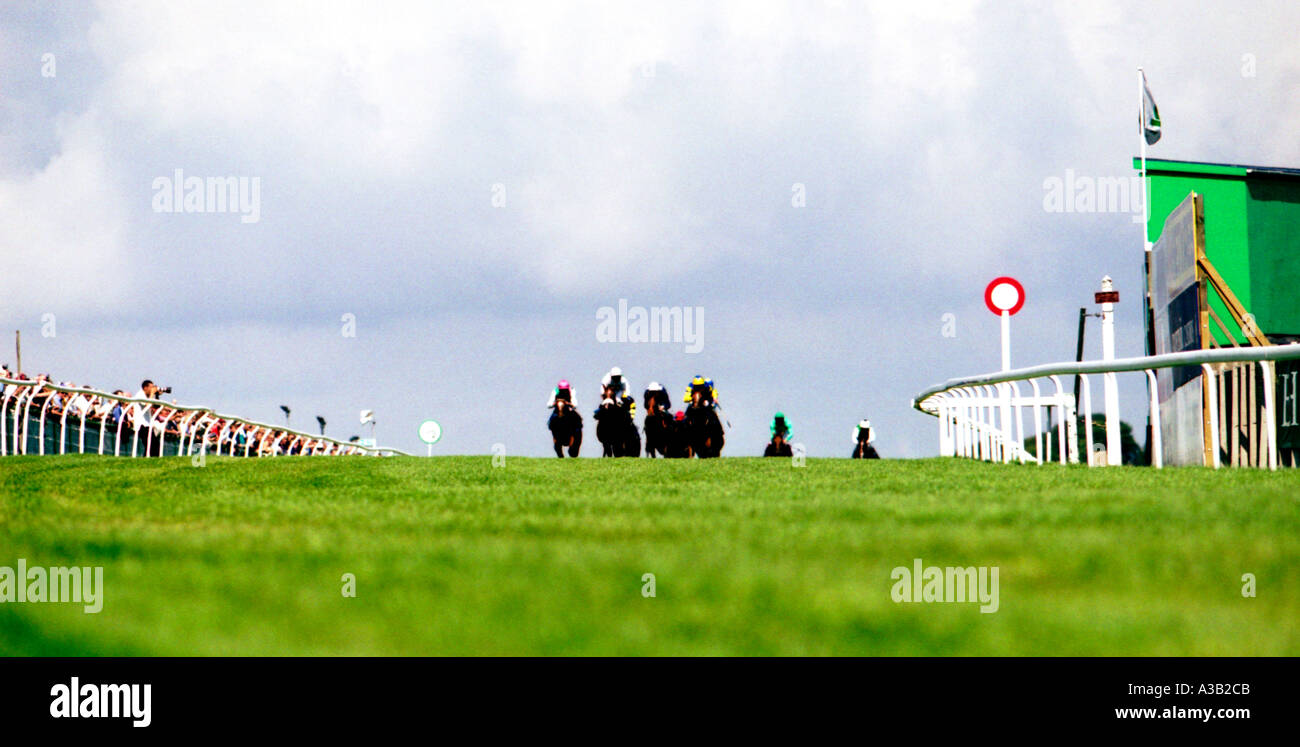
left=852, top=419, right=880, bottom=459
left=548, top=380, right=583, bottom=457
left=594, top=387, right=636, bottom=420
left=853, top=419, right=873, bottom=444
left=547, top=379, right=577, bottom=411
left=682, top=376, right=718, bottom=408
left=770, top=412, right=792, bottom=441
left=643, top=382, right=671, bottom=414
left=601, top=367, right=629, bottom=400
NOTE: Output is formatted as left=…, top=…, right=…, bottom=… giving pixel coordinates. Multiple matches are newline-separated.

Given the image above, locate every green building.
left=1139, top=157, right=1300, bottom=344
left=1138, top=157, right=1300, bottom=466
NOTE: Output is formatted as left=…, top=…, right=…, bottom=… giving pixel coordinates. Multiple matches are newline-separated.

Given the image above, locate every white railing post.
left=1049, top=375, right=1069, bottom=465
left=1201, top=364, right=1219, bottom=470
left=937, top=397, right=950, bottom=456
left=941, top=397, right=951, bottom=457
left=958, top=389, right=971, bottom=458
left=1029, top=379, right=1043, bottom=465
left=967, top=389, right=975, bottom=459
left=113, top=409, right=124, bottom=456
left=1260, top=360, right=1278, bottom=471
left=0, top=385, right=12, bottom=457
left=10, top=387, right=21, bottom=454
left=98, top=405, right=108, bottom=455
left=77, top=405, right=87, bottom=454
left=178, top=412, right=198, bottom=454
left=131, top=404, right=153, bottom=458
left=995, top=383, right=1010, bottom=462
left=1080, top=374, right=1094, bottom=466
left=1103, top=371, right=1121, bottom=466
left=59, top=407, right=69, bottom=454
left=1009, top=381, right=1026, bottom=462
left=951, top=394, right=961, bottom=458
left=217, top=422, right=232, bottom=454
left=986, top=385, right=1002, bottom=461
left=1145, top=369, right=1163, bottom=469
left=958, top=389, right=972, bottom=458
left=38, top=393, right=55, bottom=456
left=21, top=389, right=37, bottom=454
left=978, top=385, right=991, bottom=460
left=951, top=391, right=964, bottom=457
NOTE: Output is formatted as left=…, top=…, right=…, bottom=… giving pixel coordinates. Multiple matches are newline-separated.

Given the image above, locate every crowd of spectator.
left=1, top=366, right=357, bottom=457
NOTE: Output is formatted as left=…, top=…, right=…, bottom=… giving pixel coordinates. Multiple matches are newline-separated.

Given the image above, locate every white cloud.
left=0, top=109, right=128, bottom=319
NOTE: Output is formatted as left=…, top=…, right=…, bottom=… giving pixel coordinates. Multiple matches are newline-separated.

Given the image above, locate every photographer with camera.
left=134, top=380, right=171, bottom=401
left=132, top=380, right=171, bottom=456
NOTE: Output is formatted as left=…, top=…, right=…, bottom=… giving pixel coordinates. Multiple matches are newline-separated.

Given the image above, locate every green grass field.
left=1, top=455, right=1297, bottom=656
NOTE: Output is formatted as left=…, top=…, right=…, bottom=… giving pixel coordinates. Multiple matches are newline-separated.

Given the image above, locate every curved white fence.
left=911, top=345, right=1300, bottom=469
left=0, top=376, right=410, bottom=458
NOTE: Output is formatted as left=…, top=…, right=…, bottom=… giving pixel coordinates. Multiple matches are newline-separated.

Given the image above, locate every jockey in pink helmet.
left=547, top=379, right=577, bottom=410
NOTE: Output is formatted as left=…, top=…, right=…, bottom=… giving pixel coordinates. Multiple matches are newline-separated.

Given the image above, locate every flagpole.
left=1139, top=68, right=1150, bottom=252
left=1138, top=68, right=1155, bottom=466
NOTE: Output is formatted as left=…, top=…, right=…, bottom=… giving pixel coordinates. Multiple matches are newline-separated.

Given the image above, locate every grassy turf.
left=0, top=455, right=1296, bottom=656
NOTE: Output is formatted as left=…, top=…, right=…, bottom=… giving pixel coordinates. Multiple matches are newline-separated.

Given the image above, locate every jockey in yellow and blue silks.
left=682, top=376, right=724, bottom=457
left=682, top=376, right=718, bottom=408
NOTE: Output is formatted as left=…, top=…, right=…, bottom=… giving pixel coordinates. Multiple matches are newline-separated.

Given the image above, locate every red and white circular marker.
left=984, top=276, right=1025, bottom=316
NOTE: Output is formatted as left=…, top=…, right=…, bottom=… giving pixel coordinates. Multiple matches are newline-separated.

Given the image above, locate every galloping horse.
left=642, top=384, right=674, bottom=458
left=594, top=388, right=640, bottom=457
left=548, top=399, right=583, bottom=457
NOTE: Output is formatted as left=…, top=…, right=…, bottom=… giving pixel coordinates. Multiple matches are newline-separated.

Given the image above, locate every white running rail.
left=0, top=376, right=410, bottom=458
left=911, top=345, right=1300, bottom=469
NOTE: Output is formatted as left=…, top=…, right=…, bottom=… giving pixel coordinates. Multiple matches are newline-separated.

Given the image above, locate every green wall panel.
left=1246, top=178, right=1300, bottom=336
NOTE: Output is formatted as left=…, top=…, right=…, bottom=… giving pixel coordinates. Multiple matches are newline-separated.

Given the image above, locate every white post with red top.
left=985, top=277, right=1025, bottom=462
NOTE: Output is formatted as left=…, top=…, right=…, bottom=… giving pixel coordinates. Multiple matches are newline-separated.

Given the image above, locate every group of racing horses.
left=546, top=370, right=724, bottom=458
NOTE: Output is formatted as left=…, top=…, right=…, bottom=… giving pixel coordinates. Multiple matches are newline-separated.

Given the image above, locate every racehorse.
left=851, top=439, right=880, bottom=459
left=643, top=410, right=674, bottom=457
left=664, top=411, right=692, bottom=457
left=642, top=385, right=674, bottom=458
left=548, top=400, right=583, bottom=457
left=595, top=395, right=641, bottom=457
left=851, top=420, right=879, bottom=459
left=685, top=404, right=725, bottom=458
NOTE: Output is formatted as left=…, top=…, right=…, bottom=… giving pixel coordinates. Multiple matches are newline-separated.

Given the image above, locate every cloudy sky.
left=3, top=1, right=1298, bottom=457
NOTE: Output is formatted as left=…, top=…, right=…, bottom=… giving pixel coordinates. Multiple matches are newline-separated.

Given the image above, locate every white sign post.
left=1098, top=276, right=1121, bottom=466
left=985, top=277, right=1025, bottom=463
left=418, top=419, right=442, bottom=457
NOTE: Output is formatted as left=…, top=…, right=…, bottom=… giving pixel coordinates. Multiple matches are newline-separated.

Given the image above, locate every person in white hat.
left=642, top=382, right=672, bottom=457
left=600, top=366, right=629, bottom=400
left=852, top=419, right=879, bottom=459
